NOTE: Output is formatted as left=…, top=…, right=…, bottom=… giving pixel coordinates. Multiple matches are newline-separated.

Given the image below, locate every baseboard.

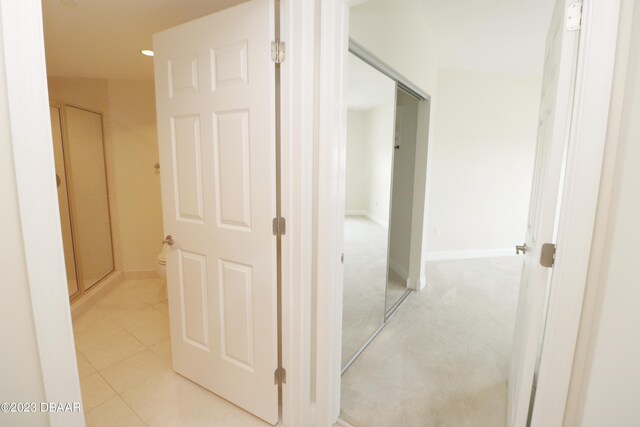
left=336, top=419, right=356, bottom=427
left=70, top=270, right=123, bottom=321
left=388, top=258, right=409, bottom=281
left=408, top=274, right=426, bottom=291
left=425, top=248, right=516, bottom=261
left=345, top=210, right=387, bottom=228
left=365, top=212, right=387, bottom=228
left=123, top=270, right=159, bottom=280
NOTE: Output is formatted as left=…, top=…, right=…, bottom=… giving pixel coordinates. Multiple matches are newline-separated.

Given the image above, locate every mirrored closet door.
left=50, top=103, right=115, bottom=300
left=341, top=41, right=428, bottom=372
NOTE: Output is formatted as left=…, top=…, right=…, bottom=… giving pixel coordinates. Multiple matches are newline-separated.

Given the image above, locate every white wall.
left=106, top=79, right=163, bottom=274
left=0, top=30, right=48, bottom=426
left=350, top=0, right=547, bottom=260
left=345, top=110, right=370, bottom=213
left=345, top=104, right=394, bottom=227
left=569, top=1, right=640, bottom=425
left=366, top=101, right=395, bottom=226
left=345, top=69, right=396, bottom=228
left=47, top=76, right=163, bottom=276
left=428, top=68, right=540, bottom=254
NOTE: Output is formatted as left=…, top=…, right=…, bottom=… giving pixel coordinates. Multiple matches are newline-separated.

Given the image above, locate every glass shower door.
left=64, top=106, right=115, bottom=291
left=50, top=105, right=79, bottom=297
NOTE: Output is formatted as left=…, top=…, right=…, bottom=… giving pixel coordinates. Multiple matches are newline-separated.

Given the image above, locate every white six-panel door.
left=507, top=1, right=580, bottom=426
left=153, top=1, right=278, bottom=423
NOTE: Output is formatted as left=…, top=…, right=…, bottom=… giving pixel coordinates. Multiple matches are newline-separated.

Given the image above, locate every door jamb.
left=0, top=1, right=84, bottom=426
left=279, top=0, right=315, bottom=426
left=529, top=1, right=621, bottom=425
left=312, top=1, right=622, bottom=426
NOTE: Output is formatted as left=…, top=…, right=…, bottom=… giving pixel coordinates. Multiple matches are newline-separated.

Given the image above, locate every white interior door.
left=508, top=1, right=580, bottom=426
left=153, top=1, right=278, bottom=424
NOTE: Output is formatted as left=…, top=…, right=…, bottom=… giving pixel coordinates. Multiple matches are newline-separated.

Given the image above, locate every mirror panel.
left=341, top=53, right=397, bottom=369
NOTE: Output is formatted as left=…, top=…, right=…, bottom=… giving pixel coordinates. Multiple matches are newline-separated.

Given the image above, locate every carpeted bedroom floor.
left=340, top=256, right=523, bottom=427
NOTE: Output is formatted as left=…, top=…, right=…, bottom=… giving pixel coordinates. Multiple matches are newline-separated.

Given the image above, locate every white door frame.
left=0, top=0, right=84, bottom=426
left=312, top=0, right=622, bottom=426
left=279, top=0, right=315, bottom=425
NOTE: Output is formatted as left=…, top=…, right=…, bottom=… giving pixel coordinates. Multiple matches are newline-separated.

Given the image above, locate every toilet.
left=156, top=249, right=166, bottom=280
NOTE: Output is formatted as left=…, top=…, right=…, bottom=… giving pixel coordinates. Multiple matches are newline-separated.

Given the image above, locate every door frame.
left=278, top=0, right=315, bottom=425
left=0, top=0, right=84, bottom=426
left=312, top=0, right=622, bottom=426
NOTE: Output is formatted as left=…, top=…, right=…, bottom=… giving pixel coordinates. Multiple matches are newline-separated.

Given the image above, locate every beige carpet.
left=342, top=216, right=389, bottom=367
left=340, top=257, right=523, bottom=427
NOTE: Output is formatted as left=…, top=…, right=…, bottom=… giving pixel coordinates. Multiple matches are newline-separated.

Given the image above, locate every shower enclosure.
left=341, top=40, right=429, bottom=372
left=50, top=102, right=115, bottom=299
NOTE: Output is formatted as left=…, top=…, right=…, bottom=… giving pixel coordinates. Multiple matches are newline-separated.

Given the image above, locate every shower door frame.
left=50, top=100, right=116, bottom=301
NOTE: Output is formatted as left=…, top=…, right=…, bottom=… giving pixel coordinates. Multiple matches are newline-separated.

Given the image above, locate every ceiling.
left=42, top=0, right=554, bottom=81
left=42, top=0, right=246, bottom=80
left=352, top=0, right=554, bottom=76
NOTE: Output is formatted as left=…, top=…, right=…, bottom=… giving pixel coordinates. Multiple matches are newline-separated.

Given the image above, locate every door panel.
left=64, top=106, right=115, bottom=290
left=508, top=1, right=580, bottom=425
left=153, top=0, right=278, bottom=423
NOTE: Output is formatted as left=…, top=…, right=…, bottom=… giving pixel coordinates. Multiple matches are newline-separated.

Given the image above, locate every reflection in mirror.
left=386, top=89, right=420, bottom=313
left=341, top=52, right=397, bottom=369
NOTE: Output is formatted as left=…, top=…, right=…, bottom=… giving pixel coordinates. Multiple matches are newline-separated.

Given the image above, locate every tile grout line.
left=74, top=279, right=167, bottom=426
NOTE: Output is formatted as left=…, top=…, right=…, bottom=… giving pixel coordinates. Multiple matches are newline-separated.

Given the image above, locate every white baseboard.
left=123, top=270, right=160, bottom=280
left=345, top=210, right=388, bottom=228
left=365, top=212, right=387, bottom=228
left=345, top=209, right=367, bottom=216
left=425, top=248, right=517, bottom=261
left=388, top=258, right=409, bottom=281
left=71, top=270, right=123, bottom=321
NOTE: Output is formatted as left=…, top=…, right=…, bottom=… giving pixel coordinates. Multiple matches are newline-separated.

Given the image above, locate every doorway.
left=333, top=0, right=573, bottom=426
left=41, top=0, right=281, bottom=425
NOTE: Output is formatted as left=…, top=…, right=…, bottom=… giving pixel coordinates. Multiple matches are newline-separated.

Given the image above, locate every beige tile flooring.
left=74, top=278, right=271, bottom=426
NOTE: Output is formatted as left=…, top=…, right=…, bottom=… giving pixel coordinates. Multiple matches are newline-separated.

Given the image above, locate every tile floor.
left=73, top=278, right=271, bottom=426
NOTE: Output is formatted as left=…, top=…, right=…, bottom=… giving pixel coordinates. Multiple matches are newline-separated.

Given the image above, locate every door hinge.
left=340, top=253, right=344, bottom=264
left=566, top=1, right=583, bottom=31
left=540, top=243, right=556, bottom=268
left=272, top=217, right=286, bottom=236
left=274, top=366, right=286, bottom=385
left=271, top=40, right=285, bottom=64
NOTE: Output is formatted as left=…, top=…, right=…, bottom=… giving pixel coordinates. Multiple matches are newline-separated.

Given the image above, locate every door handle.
left=163, top=235, right=175, bottom=246
left=516, top=243, right=527, bottom=255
